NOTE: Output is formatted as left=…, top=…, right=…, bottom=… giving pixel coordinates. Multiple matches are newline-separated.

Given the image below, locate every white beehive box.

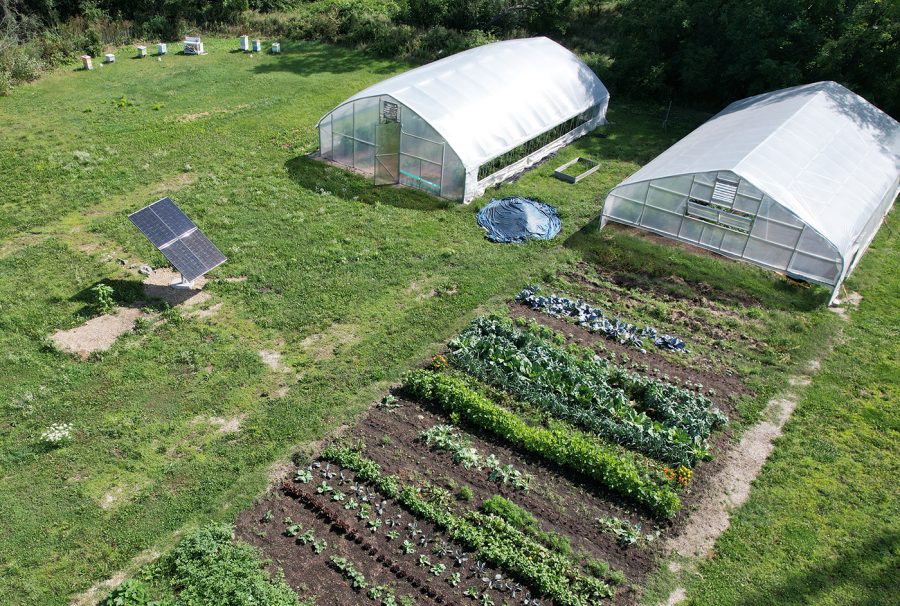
left=136, top=45, right=147, bottom=58
left=271, top=42, right=281, bottom=54
left=81, top=55, right=93, bottom=70
left=240, top=35, right=249, bottom=51
left=157, top=43, right=167, bottom=55
left=252, top=39, right=261, bottom=52
left=104, top=53, right=115, bottom=63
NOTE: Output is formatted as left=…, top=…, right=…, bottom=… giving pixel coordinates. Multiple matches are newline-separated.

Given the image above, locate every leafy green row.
left=321, top=445, right=613, bottom=606
left=449, top=316, right=723, bottom=466
left=402, top=370, right=680, bottom=519
left=515, top=317, right=727, bottom=437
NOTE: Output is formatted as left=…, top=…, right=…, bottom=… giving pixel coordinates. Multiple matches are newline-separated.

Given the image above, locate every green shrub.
left=99, top=579, right=151, bottom=606
left=155, top=523, right=299, bottom=606
left=91, top=283, right=116, bottom=314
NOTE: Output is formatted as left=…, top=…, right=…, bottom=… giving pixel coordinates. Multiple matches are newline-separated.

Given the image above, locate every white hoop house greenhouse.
left=316, top=37, right=609, bottom=202
left=601, top=81, right=899, bottom=303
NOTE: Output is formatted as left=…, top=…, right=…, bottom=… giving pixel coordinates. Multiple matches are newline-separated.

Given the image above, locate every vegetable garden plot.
left=236, top=312, right=735, bottom=606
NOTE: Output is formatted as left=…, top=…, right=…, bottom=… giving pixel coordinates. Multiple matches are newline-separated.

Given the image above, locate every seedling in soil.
left=378, top=394, right=402, bottom=410
left=521, top=593, right=543, bottom=606
left=338, top=471, right=350, bottom=485
left=284, top=523, right=302, bottom=537
left=406, top=521, right=420, bottom=536
left=447, top=572, right=461, bottom=587
left=320, top=463, right=336, bottom=479
left=418, top=532, right=434, bottom=548
left=297, top=529, right=315, bottom=545
left=451, top=549, right=468, bottom=566
left=417, top=555, right=431, bottom=568
left=313, top=539, right=327, bottom=554
left=430, top=563, right=446, bottom=576
left=345, top=498, right=359, bottom=510
left=332, top=491, right=345, bottom=502
left=316, top=481, right=332, bottom=494
left=294, top=468, right=313, bottom=483
left=470, top=561, right=488, bottom=578
left=478, top=594, right=495, bottom=606
left=368, top=518, right=382, bottom=533
left=483, top=573, right=504, bottom=590
left=260, top=509, right=273, bottom=523
left=400, top=540, right=415, bottom=555
left=386, top=530, right=399, bottom=541
left=465, top=587, right=480, bottom=598
left=386, top=514, right=402, bottom=527
left=432, top=541, right=451, bottom=557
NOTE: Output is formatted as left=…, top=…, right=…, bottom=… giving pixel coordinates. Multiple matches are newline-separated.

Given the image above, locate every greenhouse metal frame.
left=601, top=81, right=899, bottom=304
left=316, top=37, right=609, bottom=202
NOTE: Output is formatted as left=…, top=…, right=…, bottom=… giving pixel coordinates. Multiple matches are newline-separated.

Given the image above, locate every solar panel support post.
left=170, top=273, right=195, bottom=289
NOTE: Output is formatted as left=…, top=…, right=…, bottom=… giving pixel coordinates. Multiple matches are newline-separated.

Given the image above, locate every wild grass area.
left=0, top=38, right=895, bottom=606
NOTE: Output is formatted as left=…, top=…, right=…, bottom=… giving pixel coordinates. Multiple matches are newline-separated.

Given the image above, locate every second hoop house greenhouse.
left=316, top=37, right=609, bottom=202
left=601, top=81, right=899, bottom=303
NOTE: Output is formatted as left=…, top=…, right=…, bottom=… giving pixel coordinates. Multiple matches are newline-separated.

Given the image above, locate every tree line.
left=1, top=0, right=897, bottom=116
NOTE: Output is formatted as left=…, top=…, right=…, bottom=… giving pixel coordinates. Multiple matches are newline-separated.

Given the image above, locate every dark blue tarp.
left=476, top=197, right=561, bottom=243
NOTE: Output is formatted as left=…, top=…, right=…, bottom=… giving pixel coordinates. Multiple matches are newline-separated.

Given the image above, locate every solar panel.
left=128, top=197, right=227, bottom=283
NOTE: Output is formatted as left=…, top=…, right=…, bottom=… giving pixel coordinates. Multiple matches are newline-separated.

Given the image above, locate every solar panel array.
left=128, top=197, right=226, bottom=282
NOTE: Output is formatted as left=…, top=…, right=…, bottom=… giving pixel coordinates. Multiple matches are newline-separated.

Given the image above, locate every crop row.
left=322, top=445, right=614, bottom=606
left=420, top=424, right=532, bottom=491
left=479, top=316, right=726, bottom=439
left=517, top=284, right=688, bottom=352
left=448, top=316, right=722, bottom=466
left=402, top=370, right=680, bottom=519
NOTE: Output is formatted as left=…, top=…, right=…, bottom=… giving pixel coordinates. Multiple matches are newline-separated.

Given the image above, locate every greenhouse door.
left=374, top=123, right=400, bottom=186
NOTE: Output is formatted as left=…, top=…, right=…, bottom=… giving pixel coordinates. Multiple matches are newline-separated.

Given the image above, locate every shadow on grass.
left=735, top=530, right=900, bottom=606
left=252, top=40, right=403, bottom=77
left=563, top=221, right=829, bottom=312
left=284, top=155, right=452, bottom=211
left=70, top=278, right=178, bottom=317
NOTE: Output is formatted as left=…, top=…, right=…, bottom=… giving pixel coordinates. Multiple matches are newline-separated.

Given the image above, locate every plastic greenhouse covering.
left=601, top=81, right=899, bottom=303
left=317, top=37, right=608, bottom=202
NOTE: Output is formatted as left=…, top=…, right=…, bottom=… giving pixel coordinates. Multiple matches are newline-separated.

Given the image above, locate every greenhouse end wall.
left=318, top=95, right=466, bottom=201
left=602, top=171, right=844, bottom=287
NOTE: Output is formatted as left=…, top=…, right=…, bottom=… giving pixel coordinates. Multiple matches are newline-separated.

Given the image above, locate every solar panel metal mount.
left=128, top=197, right=226, bottom=287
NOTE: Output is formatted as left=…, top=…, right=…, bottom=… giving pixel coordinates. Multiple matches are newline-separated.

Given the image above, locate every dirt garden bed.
left=233, top=275, right=757, bottom=605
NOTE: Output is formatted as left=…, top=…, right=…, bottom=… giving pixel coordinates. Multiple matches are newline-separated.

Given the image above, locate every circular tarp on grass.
left=476, top=197, right=561, bottom=243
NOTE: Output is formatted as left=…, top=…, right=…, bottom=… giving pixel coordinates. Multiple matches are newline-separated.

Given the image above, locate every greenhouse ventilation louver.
left=600, top=81, right=899, bottom=304
left=316, top=37, right=609, bottom=202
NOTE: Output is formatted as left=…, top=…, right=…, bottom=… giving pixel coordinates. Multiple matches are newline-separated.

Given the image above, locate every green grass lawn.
left=0, top=38, right=894, bottom=606
left=662, top=223, right=900, bottom=606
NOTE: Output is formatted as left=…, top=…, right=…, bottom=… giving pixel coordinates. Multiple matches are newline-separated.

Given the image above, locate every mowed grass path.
left=0, top=38, right=695, bottom=604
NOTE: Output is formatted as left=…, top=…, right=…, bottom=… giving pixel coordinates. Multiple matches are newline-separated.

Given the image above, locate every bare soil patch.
left=142, top=269, right=208, bottom=306
left=51, top=307, right=143, bottom=358
left=259, top=349, right=291, bottom=373
left=299, top=323, right=360, bottom=361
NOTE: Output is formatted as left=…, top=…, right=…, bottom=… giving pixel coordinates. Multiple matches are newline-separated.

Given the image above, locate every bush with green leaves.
left=153, top=523, right=299, bottom=606
left=448, top=316, right=725, bottom=466
left=99, top=579, right=153, bottom=606
left=402, top=370, right=680, bottom=519
left=91, top=283, right=116, bottom=315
